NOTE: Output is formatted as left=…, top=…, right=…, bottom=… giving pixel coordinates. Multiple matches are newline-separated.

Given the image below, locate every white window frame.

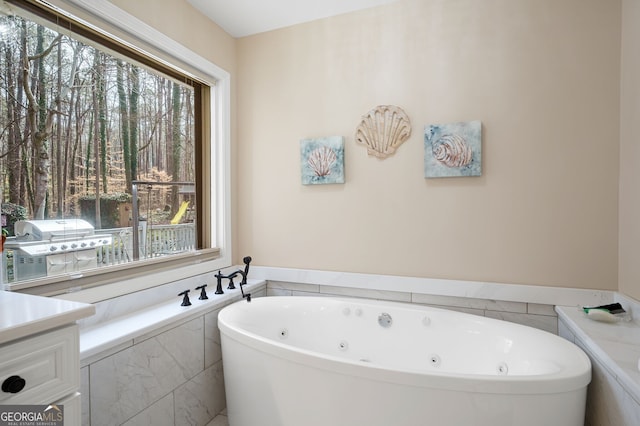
left=6, top=0, right=232, bottom=302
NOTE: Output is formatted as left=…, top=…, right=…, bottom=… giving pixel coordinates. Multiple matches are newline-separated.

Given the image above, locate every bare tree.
left=129, top=65, right=139, bottom=184
left=117, top=59, right=131, bottom=191
left=91, top=49, right=102, bottom=227
left=22, top=25, right=62, bottom=219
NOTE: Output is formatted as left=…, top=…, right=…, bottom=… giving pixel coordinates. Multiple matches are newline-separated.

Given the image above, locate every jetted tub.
left=218, top=296, right=591, bottom=426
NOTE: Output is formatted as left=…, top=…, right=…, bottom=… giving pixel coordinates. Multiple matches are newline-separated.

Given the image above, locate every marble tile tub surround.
left=267, top=280, right=562, bottom=333
left=79, top=275, right=266, bottom=426
left=80, top=279, right=265, bottom=363
left=84, top=308, right=231, bottom=425
left=253, top=266, right=613, bottom=334
left=251, top=266, right=613, bottom=307
left=77, top=267, right=253, bottom=329
left=557, top=294, right=640, bottom=425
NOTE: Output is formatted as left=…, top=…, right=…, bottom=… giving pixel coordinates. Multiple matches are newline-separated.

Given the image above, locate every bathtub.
left=218, top=296, right=591, bottom=426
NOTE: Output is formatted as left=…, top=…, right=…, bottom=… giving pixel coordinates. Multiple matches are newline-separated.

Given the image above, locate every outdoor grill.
left=6, top=219, right=112, bottom=280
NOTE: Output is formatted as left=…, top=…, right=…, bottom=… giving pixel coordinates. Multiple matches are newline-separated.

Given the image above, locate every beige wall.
left=236, top=0, right=621, bottom=290
left=50, top=1, right=236, bottom=76
left=105, top=0, right=236, bottom=75
left=619, top=0, right=640, bottom=300
left=54, top=0, right=627, bottom=293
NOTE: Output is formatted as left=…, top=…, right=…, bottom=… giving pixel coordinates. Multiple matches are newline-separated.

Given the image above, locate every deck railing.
left=98, top=222, right=196, bottom=266
left=1, top=223, right=196, bottom=285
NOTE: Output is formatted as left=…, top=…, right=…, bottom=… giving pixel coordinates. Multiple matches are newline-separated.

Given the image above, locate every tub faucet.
left=213, top=256, right=252, bottom=302
left=230, top=256, right=252, bottom=302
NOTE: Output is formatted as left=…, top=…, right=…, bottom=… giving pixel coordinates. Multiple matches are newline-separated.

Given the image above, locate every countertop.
left=0, top=290, right=95, bottom=345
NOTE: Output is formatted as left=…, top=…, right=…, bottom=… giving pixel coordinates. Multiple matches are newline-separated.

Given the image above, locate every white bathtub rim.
left=219, top=296, right=591, bottom=395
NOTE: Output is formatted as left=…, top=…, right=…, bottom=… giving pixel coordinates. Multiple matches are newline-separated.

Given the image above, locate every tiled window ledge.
left=80, top=280, right=265, bottom=364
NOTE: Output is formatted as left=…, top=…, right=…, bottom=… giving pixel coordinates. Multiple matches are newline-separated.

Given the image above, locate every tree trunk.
left=92, top=50, right=102, bottom=228
left=129, top=65, right=139, bottom=184
left=117, top=60, right=131, bottom=192
left=17, top=20, right=27, bottom=206
left=99, top=55, right=107, bottom=194
left=55, top=40, right=63, bottom=217
left=26, top=26, right=62, bottom=219
left=5, top=39, right=21, bottom=205
left=171, top=82, right=181, bottom=215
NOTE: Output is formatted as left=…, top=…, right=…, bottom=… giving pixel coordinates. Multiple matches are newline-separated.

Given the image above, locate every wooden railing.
left=97, top=223, right=196, bottom=266
left=1, top=223, right=196, bottom=284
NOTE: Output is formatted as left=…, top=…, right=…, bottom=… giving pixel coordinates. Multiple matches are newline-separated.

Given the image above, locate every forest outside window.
left=0, top=0, right=223, bottom=295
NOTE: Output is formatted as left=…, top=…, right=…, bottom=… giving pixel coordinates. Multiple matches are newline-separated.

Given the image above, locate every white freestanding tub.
left=218, top=296, right=590, bottom=426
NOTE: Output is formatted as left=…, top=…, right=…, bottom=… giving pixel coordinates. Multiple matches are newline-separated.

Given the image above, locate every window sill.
left=80, top=279, right=266, bottom=364
left=8, top=248, right=222, bottom=301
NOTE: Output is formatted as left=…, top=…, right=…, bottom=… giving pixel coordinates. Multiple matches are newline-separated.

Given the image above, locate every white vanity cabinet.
left=0, top=291, right=94, bottom=426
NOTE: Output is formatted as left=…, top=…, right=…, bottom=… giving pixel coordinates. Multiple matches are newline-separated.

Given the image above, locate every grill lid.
left=15, top=219, right=95, bottom=241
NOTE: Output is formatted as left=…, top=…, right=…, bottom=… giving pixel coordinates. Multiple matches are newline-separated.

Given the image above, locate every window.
left=0, top=0, right=231, bottom=298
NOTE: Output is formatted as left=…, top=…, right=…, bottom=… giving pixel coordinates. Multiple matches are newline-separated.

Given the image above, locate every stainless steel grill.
left=6, top=219, right=112, bottom=280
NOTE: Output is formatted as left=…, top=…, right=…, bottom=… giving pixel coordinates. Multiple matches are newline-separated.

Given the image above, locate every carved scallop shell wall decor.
left=355, top=105, right=411, bottom=159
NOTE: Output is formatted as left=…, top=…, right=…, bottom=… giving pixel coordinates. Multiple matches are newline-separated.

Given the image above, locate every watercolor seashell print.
left=432, top=133, right=473, bottom=168
left=424, top=120, right=482, bottom=178
left=355, top=105, right=411, bottom=159
left=307, top=146, right=337, bottom=177
left=300, top=136, right=345, bottom=185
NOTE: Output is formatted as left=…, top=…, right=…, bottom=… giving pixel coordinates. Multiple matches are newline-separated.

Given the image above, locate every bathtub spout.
left=215, top=257, right=253, bottom=302
left=229, top=269, right=251, bottom=302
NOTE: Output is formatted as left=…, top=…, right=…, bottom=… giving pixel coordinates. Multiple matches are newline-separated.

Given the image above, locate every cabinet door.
left=0, top=325, right=79, bottom=404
